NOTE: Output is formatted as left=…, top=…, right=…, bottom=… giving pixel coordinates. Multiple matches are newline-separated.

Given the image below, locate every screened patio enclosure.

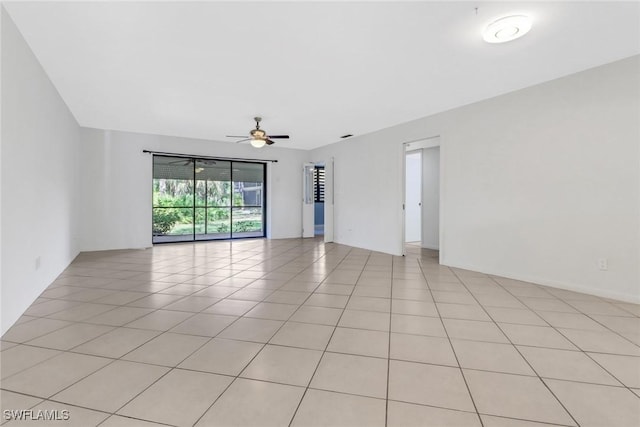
left=152, top=155, right=266, bottom=243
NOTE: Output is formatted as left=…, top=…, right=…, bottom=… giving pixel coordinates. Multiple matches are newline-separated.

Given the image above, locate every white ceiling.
left=4, top=1, right=640, bottom=150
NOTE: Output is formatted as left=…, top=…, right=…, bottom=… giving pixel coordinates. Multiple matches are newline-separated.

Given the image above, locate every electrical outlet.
left=35, top=256, right=41, bottom=271
left=598, top=258, right=608, bottom=271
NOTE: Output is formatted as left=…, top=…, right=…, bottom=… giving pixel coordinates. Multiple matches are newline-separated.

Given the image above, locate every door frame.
left=302, top=158, right=335, bottom=242
left=323, top=157, right=335, bottom=243
left=302, top=162, right=315, bottom=238
left=401, top=136, right=442, bottom=258
left=404, top=149, right=423, bottom=244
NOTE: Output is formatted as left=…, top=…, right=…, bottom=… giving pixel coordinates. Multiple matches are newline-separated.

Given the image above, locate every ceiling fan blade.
left=235, top=138, right=251, bottom=144
left=268, top=135, right=289, bottom=139
left=265, top=139, right=275, bottom=145
left=226, top=135, right=248, bottom=138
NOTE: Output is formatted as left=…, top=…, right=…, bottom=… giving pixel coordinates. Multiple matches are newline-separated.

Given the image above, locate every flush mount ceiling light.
left=483, top=15, right=532, bottom=43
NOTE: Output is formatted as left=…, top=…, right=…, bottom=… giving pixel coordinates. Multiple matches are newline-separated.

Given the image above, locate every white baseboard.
left=441, top=260, right=640, bottom=304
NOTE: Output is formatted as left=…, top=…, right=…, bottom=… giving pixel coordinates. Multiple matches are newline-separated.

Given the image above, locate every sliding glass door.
left=231, top=162, right=265, bottom=238
left=152, top=155, right=265, bottom=243
left=152, top=157, right=195, bottom=242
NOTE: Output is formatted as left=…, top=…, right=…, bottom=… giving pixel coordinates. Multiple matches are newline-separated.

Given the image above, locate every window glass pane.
left=233, top=162, right=264, bottom=207
left=152, top=207, right=194, bottom=242
left=153, top=157, right=194, bottom=208
left=195, top=180, right=207, bottom=207
left=201, top=208, right=231, bottom=239
left=153, top=156, right=195, bottom=243
left=198, top=160, right=231, bottom=207
left=153, top=156, right=194, bottom=180
left=208, top=181, right=231, bottom=207
left=162, top=208, right=194, bottom=235
left=195, top=208, right=206, bottom=234
left=232, top=207, right=263, bottom=237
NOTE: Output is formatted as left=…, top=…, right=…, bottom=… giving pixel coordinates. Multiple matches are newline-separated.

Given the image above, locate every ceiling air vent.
left=340, top=134, right=353, bottom=139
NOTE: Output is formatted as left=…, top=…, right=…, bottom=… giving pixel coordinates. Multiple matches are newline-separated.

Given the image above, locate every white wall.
left=422, top=146, right=439, bottom=250
left=1, top=9, right=81, bottom=334
left=311, top=55, right=640, bottom=302
left=311, top=136, right=405, bottom=255
left=79, top=129, right=307, bottom=251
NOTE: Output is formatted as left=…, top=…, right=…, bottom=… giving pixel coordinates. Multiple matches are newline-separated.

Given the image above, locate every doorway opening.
left=402, top=138, right=441, bottom=257
left=303, top=159, right=334, bottom=241
left=314, top=164, right=325, bottom=236
left=152, top=155, right=266, bottom=243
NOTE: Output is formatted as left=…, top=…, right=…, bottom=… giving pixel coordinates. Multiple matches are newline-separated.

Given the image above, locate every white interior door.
left=421, top=146, right=440, bottom=249
left=405, top=151, right=422, bottom=242
left=302, top=163, right=315, bottom=238
left=324, top=157, right=334, bottom=242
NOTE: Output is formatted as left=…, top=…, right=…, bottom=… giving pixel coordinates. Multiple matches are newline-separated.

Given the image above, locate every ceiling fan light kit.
left=227, top=116, right=290, bottom=148
left=250, top=138, right=266, bottom=148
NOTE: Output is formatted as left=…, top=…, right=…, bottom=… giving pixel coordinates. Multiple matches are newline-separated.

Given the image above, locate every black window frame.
left=152, top=155, right=267, bottom=243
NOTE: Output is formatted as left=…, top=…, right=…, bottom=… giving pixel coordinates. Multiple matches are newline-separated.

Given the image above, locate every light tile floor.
left=1, top=238, right=639, bottom=426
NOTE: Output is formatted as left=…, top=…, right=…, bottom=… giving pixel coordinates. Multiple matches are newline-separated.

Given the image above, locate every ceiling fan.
left=226, top=117, right=289, bottom=148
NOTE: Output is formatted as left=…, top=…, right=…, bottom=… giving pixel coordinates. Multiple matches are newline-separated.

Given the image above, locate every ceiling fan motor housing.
left=250, top=129, right=266, bottom=139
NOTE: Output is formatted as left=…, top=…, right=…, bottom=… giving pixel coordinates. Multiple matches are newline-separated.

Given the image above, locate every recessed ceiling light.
left=483, top=15, right=532, bottom=43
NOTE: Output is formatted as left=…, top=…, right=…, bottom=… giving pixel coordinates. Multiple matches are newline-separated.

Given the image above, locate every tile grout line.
left=186, top=241, right=349, bottom=425
left=384, top=254, right=394, bottom=427
left=109, top=238, right=345, bottom=426
left=0, top=368, right=580, bottom=427
left=1, top=239, right=334, bottom=425
left=287, top=249, right=374, bottom=427
left=189, top=243, right=354, bottom=427
left=486, top=275, right=638, bottom=396
left=3, top=240, right=639, bottom=425
left=449, top=269, right=581, bottom=427
left=5, top=336, right=634, bottom=394
left=417, top=256, right=485, bottom=427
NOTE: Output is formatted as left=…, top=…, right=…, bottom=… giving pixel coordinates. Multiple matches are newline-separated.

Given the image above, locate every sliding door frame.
left=152, top=154, right=267, bottom=244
